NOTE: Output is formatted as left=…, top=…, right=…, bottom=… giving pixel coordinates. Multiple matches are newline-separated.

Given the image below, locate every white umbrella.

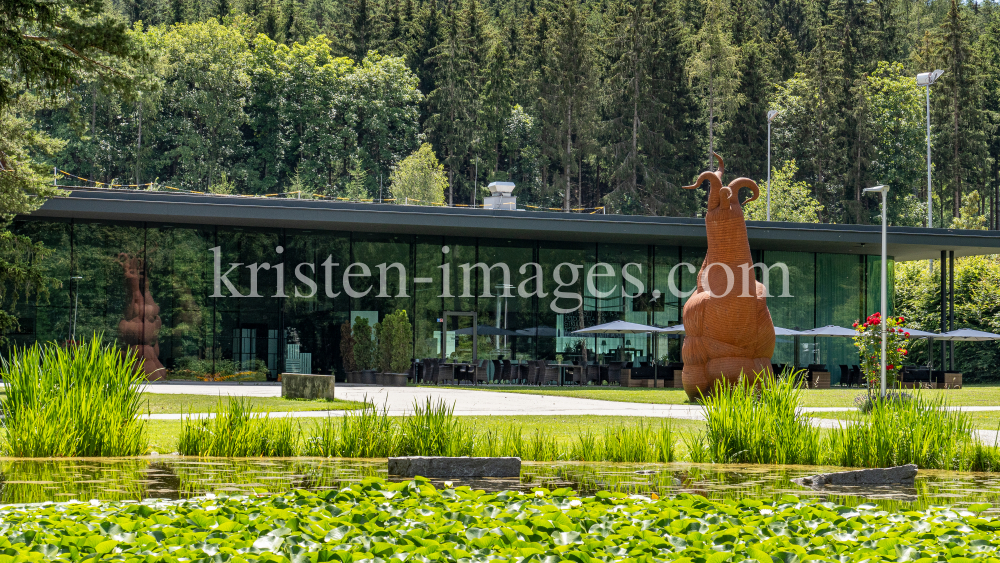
left=572, top=320, right=665, bottom=334
left=899, top=328, right=939, bottom=338
left=656, top=323, right=686, bottom=334
left=936, top=328, right=1000, bottom=341
left=797, top=325, right=857, bottom=337
left=774, top=326, right=803, bottom=336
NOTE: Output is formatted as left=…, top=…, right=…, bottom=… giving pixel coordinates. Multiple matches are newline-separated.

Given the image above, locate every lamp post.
left=70, top=276, right=83, bottom=343
left=864, top=185, right=889, bottom=394
left=766, top=110, right=779, bottom=221
left=916, top=70, right=943, bottom=269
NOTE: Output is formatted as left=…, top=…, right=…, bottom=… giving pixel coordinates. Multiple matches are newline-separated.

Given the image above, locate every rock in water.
left=794, top=464, right=918, bottom=487
left=388, top=457, right=521, bottom=478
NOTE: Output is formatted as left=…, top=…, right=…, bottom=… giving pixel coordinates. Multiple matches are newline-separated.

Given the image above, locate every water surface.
left=1, top=457, right=998, bottom=513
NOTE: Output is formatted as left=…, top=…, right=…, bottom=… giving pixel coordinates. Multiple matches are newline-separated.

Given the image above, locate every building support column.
left=940, top=250, right=947, bottom=369
left=949, top=250, right=955, bottom=371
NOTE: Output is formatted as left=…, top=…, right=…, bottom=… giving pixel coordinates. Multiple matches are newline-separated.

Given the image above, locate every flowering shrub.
left=853, top=312, right=910, bottom=388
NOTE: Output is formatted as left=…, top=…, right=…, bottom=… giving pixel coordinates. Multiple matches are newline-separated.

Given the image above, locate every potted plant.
left=352, top=316, right=377, bottom=384
left=853, top=312, right=910, bottom=393
left=340, top=320, right=357, bottom=383
left=376, top=310, right=413, bottom=386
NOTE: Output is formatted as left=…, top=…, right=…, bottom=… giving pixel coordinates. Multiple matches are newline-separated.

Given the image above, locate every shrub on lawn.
left=0, top=334, right=148, bottom=457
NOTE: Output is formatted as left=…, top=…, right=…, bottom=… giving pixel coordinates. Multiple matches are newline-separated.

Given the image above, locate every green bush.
left=376, top=310, right=413, bottom=373
left=178, top=397, right=300, bottom=457
left=351, top=317, right=377, bottom=371
left=339, top=321, right=355, bottom=373
left=0, top=334, right=148, bottom=457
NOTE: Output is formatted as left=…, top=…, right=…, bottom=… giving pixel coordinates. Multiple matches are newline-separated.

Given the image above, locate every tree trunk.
left=91, top=85, right=97, bottom=181
left=565, top=102, right=572, bottom=212
left=953, top=89, right=961, bottom=218
left=135, top=98, right=142, bottom=187
left=708, top=67, right=715, bottom=170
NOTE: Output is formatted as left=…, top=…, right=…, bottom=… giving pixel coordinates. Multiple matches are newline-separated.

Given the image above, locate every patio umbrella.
left=796, top=325, right=858, bottom=337
left=572, top=320, right=664, bottom=334
left=514, top=326, right=558, bottom=337
left=656, top=323, right=686, bottom=334
left=936, top=328, right=1000, bottom=341
left=899, top=328, right=939, bottom=338
left=774, top=326, right=803, bottom=336
left=452, top=325, right=518, bottom=336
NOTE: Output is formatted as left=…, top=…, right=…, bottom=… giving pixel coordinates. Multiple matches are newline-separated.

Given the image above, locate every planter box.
left=810, top=371, right=830, bottom=389
left=346, top=371, right=360, bottom=383
left=942, top=372, right=962, bottom=389
left=281, top=373, right=335, bottom=401
left=361, top=369, right=377, bottom=384
left=376, top=373, right=408, bottom=387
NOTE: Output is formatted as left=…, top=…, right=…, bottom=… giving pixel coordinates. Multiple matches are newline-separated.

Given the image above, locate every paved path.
left=143, top=383, right=708, bottom=420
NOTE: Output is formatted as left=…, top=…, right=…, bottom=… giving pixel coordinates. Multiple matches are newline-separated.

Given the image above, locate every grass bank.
left=0, top=480, right=997, bottom=561
left=143, top=393, right=364, bottom=414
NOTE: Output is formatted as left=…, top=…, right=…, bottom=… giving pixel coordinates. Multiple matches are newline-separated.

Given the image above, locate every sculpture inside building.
left=117, top=253, right=166, bottom=379
left=680, top=153, right=776, bottom=400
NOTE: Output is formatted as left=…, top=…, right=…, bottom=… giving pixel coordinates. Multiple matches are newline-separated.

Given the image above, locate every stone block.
left=794, top=464, right=917, bottom=487
left=388, top=456, right=521, bottom=478
left=281, top=373, right=336, bottom=401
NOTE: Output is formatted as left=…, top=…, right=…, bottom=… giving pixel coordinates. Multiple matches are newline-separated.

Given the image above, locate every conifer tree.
left=540, top=0, right=594, bottom=211
left=935, top=0, right=987, bottom=221
left=686, top=0, right=740, bottom=171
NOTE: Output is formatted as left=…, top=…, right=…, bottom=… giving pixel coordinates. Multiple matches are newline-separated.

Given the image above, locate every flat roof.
left=24, top=188, right=1000, bottom=261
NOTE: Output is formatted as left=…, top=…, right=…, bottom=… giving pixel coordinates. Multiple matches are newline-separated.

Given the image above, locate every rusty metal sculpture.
left=117, top=253, right=166, bottom=380
left=680, top=153, right=776, bottom=400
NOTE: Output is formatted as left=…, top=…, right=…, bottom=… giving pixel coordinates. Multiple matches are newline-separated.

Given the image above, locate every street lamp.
left=863, top=185, right=889, bottom=394
left=917, top=70, right=943, bottom=261
left=70, top=276, right=83, bottom=343
left=766, top=110, right=779, bottom=221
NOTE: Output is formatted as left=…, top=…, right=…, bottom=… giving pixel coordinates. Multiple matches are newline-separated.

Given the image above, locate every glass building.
left=9, top=190, right=994, bottom=384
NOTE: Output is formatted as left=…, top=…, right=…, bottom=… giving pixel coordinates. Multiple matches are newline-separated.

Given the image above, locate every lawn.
left=449, top=384, right=1000, bottom=408
left=140, top=393, right=365, bottom=414
left=145, top=415, right=705, bottom=454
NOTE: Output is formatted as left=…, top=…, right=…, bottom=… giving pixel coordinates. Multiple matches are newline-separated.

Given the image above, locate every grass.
left=142, top=393, right=364, bottom=414
left=178, top=396, right=300, bottom=457
left=443, top=383, right=1000, bottom=408
left=701, top=372, right=821, bottom=465
left=0, top=336, right=147, bottom=457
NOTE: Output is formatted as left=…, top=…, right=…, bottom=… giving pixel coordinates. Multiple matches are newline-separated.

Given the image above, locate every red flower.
left=888, top=364, right=894, bottom=369
left=903, top=350, right=909, bottom=355
left=904, top=331, right=910, bottom=337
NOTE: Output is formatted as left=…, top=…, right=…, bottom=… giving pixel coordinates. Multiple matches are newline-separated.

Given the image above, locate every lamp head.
left=863, top=185, right=888, bottom=195
left=916, top=70, right=945, bottom=86
left=767, top=110, right=779, bottom=122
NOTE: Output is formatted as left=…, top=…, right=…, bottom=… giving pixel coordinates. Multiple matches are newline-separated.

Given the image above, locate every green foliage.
left=4, top=482, right=1000, bottom=561
left=351, top=316, right=377, bottom=371
left=828, top=392, right=974, bottom=469
left=177, top=396, right=299, bottom=456
left=853, top=312, right=911, bottom=387
left=376, top=309, right=413, bottom=373
left=896, top=256, right=1000, bottom=382
left=399, top=398, right=471, bottom=456
left=304, top=401, right=401, bottom=457
left=0, top=334, right=148, bottom=456
left=744, top=160, right=822, bottom=222
left=390, top=144, right=447, bottom=205
left=701, top=370, right=821, bottom=465
left=339, top=320, right=356, bottom=373
left=0, top=0, right=139, bottom=111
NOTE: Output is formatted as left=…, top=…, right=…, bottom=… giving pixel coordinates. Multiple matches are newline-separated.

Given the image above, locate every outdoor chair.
left=542, top=360, right=560, bottom=385
left=491, top=359, right=502, bottom=383
left=473, top=359, right=489, bottom=384
left=501, top=359, right=513, bottom=382
left=421, top=358, right=439, bottom=384
left=607, top=362, right=623, bottom=385
left=438, top=362, right=454, bottom=384
left=839, top=365, right=851, bottom=387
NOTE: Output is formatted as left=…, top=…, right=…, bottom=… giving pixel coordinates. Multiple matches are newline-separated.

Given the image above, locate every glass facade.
left=7, top=219, right=894, bottom=384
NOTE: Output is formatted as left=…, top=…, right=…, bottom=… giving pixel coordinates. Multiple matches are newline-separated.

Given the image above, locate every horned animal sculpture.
left=680, top=153, right=776, bottom=400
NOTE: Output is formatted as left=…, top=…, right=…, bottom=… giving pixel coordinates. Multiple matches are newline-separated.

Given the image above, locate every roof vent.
left=484, top=182, right=517, bottom=210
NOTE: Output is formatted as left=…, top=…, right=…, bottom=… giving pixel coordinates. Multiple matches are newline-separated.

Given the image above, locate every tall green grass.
left=0, top=335, right=148, bottom=456
left=178, top=397, right=299, bottom=456
left=702, top=370, right=821, bottom=465
left=827, top=393, right=973, bottom=469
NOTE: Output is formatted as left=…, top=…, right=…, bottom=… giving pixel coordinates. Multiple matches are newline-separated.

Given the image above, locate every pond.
left=2, top=457, right=1000, bottom=513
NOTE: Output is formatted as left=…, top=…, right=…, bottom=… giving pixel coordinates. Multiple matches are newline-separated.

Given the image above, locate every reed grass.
left=702, top=370, right=821, bottom=465
left=178, top=397, right=300, bottom=456
left=400, top=398, right=472, bottom=457
left=826, top=392, right=973, bottom=469
left=0, top=335, right=148, bottom=456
